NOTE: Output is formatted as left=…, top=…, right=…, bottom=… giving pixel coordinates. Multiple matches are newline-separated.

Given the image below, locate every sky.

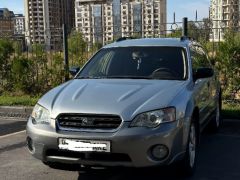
left=0, top=0, right=210, bottom=22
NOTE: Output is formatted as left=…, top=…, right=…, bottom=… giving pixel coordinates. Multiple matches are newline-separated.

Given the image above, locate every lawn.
left=0, top=95, right=39, bottom=106
left=222, top=102, right=240, bottom=119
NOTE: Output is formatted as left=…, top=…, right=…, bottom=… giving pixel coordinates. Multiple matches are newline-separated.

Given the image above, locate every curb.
left=0, top=106, right=33, bottom=120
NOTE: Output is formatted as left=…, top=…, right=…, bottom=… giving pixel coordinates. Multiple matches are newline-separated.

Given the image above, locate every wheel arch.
left=192, top=107, right=200, bottom=144
left=184, top=100, right=200, bottom=147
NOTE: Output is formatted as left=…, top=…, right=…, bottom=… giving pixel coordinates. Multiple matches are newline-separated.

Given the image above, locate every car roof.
left=103, top=38, right=191, bottom=49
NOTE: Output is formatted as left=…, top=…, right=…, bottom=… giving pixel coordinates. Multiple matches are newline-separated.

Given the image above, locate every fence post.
left=63, top=24, right=69, bottom=81
left=182, top=17, right=188, bottom=37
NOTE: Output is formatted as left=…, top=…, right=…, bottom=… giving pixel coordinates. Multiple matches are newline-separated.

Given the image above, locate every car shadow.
left=77, top=119, right=240, bottom=180
left=78, top=165, right=187, bottom=180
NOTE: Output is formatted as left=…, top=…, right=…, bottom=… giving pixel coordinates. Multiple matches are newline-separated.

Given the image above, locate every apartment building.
left=14, top=14, right=25, bottom=35
left=24, top=0, right=75, bottom=50
left=121, top=0, right=166, bottom=37
left=75, top=0, right=167, bottom=44
left=210, top=0, right=240, bottom=41
left=0, top=8, right=14, bottom=36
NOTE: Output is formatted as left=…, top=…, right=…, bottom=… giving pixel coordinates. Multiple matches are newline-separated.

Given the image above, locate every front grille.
left=57, top=114, right=122, bottom=130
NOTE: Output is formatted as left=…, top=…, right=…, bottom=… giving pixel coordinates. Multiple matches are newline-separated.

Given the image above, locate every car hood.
left=39, top=79, right=187, bottom=121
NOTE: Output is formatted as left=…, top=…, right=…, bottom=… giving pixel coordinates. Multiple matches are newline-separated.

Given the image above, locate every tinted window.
left=78, top=47, right=187, bottom=80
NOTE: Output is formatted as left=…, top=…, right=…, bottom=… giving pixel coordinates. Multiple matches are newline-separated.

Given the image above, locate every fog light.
left=151, top=145, right=169, bottom=160
left=26, top=137, right=34, bottom=153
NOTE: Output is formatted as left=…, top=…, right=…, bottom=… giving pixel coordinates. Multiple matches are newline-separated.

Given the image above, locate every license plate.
left=58, top=138, right=111, bottom=152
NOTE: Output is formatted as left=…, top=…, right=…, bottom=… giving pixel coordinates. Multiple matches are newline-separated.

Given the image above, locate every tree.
left=166, top=28, right=182, bottom=38
left=0, top=39, right=14, bottom=92
left=215, top=31, right=240, bottom=100
left=68, top=31, right=88, bottom=67
left=11, top=56, right=34, bottom=93
left=12, top=41, right=22, bottom=56
left=48, top=53, right=65, bottom=87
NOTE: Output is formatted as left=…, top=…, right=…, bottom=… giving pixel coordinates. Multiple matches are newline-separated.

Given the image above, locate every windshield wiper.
left=76, top=76, right=105, bottom=79
left=150, top=76, right=184, bottom=80
left=76, top=76, right=183, bottom=80
left=106, top=76, right=153, bottom=79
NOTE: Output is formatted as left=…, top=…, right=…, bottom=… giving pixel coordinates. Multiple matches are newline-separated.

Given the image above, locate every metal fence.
left=0, top=17, right=239, bottom=95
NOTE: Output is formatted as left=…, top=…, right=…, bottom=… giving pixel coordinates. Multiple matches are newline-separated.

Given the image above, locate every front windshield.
left=77, top=47, right=187, bottom=80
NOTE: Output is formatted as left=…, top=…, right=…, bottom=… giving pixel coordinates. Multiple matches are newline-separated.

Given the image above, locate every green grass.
left=222, top=102, right=240, bottom=119
left=0, top=95, right=39, bottom=106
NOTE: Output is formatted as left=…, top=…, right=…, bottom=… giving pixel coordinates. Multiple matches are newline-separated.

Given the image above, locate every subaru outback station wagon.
left=26, top=37, right=221, bottom=175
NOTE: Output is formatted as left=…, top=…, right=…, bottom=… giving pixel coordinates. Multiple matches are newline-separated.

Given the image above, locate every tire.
left=209, top=94, right=222, bottom=132
left=180, top=121, right=197, bottom=176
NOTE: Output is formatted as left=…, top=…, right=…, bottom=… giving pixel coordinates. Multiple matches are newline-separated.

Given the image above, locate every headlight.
left=31, top=104, right=51, bottom=125
left=130, top=107, right=176, bottom=128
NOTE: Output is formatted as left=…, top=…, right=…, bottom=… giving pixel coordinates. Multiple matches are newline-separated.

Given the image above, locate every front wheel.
left=209, top=96, right=222, bottom=132
left=179, top=122, right=197, bottom=176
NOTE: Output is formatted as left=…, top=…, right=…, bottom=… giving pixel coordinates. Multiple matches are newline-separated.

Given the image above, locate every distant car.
left=26, top=37, right=221, bottom=175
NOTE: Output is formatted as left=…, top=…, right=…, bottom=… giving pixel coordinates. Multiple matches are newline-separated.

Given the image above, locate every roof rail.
left=116, top=37, right=135, bottom=42
left=180, top=36, right=195, bottom=41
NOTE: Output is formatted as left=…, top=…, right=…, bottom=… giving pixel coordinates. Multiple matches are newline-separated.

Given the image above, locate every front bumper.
left=26, top=118, right=186, bottom=168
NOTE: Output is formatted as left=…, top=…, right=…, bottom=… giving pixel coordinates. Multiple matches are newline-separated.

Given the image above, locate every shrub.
left=215, top=31, right=240, bottom=100
left=0, top=39, right=14, bottom=91
left=11, top=56, right=34, bottom=93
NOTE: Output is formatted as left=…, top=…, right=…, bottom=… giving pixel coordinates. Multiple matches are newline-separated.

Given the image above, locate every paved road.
left=1, top=118, right=240, bottom=180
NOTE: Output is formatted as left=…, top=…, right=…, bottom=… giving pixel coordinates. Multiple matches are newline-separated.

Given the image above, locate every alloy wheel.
left=189, top=124, right=196, bottom=168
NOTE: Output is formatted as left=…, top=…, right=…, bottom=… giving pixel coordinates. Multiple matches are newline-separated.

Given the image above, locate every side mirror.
left=69, top=66, right=80, bottom=77
left=194, top=67, right=214, bottom=81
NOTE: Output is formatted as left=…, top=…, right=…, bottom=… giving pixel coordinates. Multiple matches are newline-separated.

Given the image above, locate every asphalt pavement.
left=1, top=117, right=240, bottom=180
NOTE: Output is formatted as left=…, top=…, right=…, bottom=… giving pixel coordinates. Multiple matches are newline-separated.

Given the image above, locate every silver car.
left=26, top=38, right=221, bottom=175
